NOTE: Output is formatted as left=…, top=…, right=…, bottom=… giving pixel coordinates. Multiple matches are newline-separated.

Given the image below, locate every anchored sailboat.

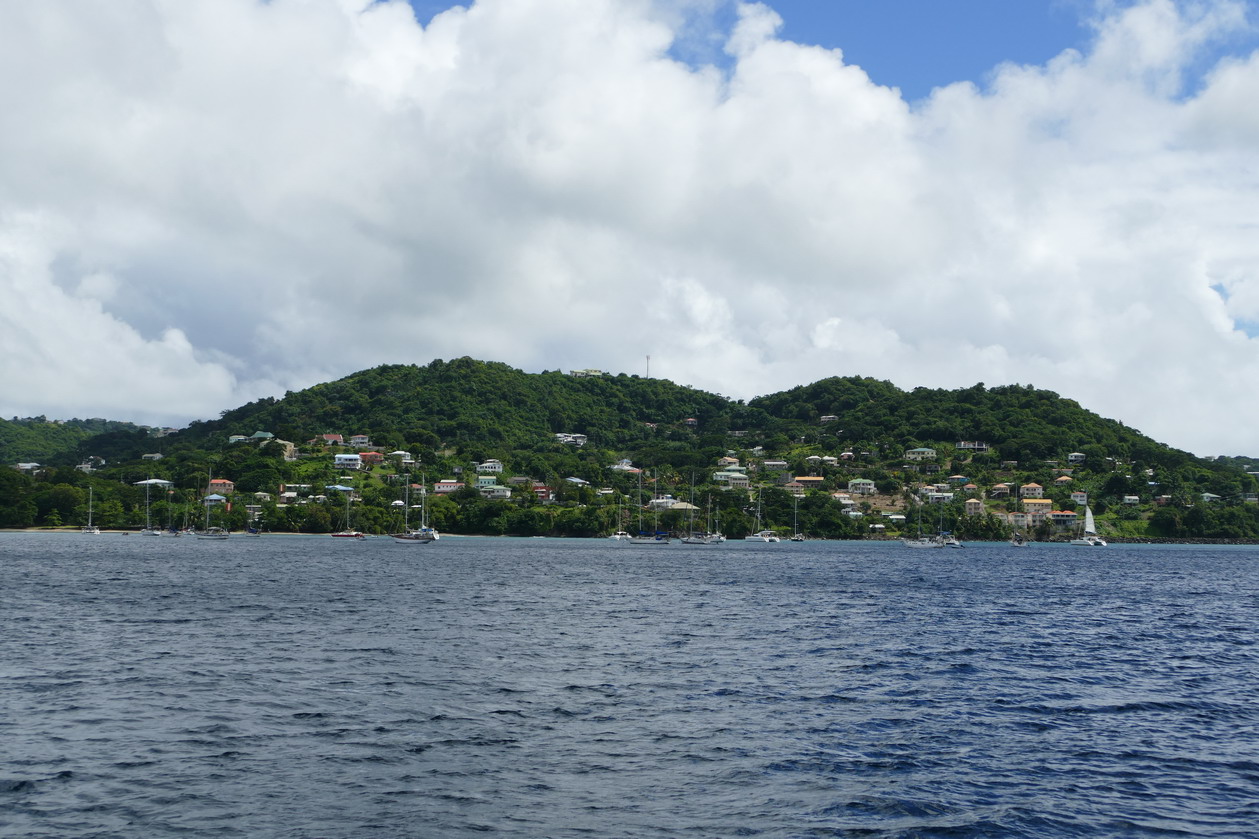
left=391, top=476, right=438, bottom=544
left=81, top=486, right=100, bottom=534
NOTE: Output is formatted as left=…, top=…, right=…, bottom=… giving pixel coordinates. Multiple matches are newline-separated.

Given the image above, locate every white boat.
left=609, top=495, right=632, bottom=540
left=1070, top=506, right=1107, bottom=546
left=939, top=533, right=964, bottom=548
left=391, top=477, right=438, bottom=544
left=790, top=496, right=805, bottom=541
left=902, top=496, right=942, bottom=548
left=331, top=485, right=365, bottom=539
left=744, top=492, right=779, bottom=542
left=134, top=478, right=170, bottom=535
left=81, top=486, right=100, bottom=534
left=196, top=478, right=229, bottom=539
left=1010, top=532, right=1029, bottom=547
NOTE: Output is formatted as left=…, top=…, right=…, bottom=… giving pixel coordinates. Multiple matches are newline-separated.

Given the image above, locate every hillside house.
left=965, top=498, right=984, bottom=516
left=1020, top=483, right=1044, bottom=498
left=1022, top=498, right=1053, bottom=514
left=208, top=478, right=235, bottom=494
left=848, top=478, right=876, bottom=495
left=714, top=471, right=750, bottom=488
left=1071, top=491, right=1089, bottom=505
left=476, top=459, right=504, bottom=473
left=333, top=454, right=362, bottom=471
left=905, top=447, right=937, bottom=461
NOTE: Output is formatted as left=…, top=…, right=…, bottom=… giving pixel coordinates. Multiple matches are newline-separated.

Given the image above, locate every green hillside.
left=4, top=358, right=1258, bottom=540
left=0, top=416, right=148, bottom=466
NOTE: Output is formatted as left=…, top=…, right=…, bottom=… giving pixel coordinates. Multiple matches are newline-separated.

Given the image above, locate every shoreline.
left=7, top=527, right=1259, bottom=546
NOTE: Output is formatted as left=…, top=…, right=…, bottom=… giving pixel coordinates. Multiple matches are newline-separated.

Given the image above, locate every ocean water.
left=2, top=533, right=1258, bottom=838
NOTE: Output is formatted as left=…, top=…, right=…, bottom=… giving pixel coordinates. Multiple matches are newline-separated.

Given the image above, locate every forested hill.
left=171, top=358, right=1205, bottom=469
left=179, top=358, right=746, bottom=450
left=0, top=417, right=147, bottom=466
left=749, top=378, right=1199, bottom=471
left=29, top=358, right=1225, bottom=476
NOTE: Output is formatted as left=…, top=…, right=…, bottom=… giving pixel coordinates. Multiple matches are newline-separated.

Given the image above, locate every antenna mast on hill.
left=646, top=355, right=650, bottom=379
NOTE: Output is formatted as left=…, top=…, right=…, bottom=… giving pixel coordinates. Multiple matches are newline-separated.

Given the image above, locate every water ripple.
left=3, top=535, right=1259, bottom=837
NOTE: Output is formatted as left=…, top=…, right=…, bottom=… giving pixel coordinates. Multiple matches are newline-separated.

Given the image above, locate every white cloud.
left=0, top=0, right=1257, bottom=454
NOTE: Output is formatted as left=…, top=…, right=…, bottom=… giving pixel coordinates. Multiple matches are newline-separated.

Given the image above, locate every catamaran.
left=744, top=492, right=780, bottom=542
left=1069, top=506, right=1107, bottom=546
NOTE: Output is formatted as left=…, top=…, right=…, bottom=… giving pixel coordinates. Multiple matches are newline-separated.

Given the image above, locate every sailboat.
left=790, top=495, right=805, bottom=541
left=81, top=485, right=100, bottom=534
left=391, top=477, right=438, bottom=544
left=902, top=494, right=943, bottom=548
left=1069, top=506, right=1107, bottom=546
left=135, top=478, right=164, bottom=535
left=609, top=493, right=631, bottom=540
left=332, top=488, right=365, bottom=539
left=629, top=469, right=670, bottom=544
left=196, top=482, right=230, bottom=540
left=744, top=492, right=780, bottom=542
left=681, top=480, right=715, bottom=544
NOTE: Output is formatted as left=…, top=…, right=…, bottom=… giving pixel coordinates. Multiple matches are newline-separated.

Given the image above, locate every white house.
left=476, top=459, right=504, bottom=473
left=333, top=454, right=362, bottom=471
left=905, top=447, right=937, bottom=461
left=848, top=478, right=876, bottom=495
left=1071, top=491, right=1089, bottom=505
left=1020, top=483, right=1044, bottom=498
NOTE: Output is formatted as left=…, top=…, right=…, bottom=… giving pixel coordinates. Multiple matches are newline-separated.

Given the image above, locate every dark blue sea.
left=3, top=533, right=1259, bottom=838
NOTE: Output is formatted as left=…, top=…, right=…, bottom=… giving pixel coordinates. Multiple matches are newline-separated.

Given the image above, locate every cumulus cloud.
left=0, top=0, right=1257, bottom=453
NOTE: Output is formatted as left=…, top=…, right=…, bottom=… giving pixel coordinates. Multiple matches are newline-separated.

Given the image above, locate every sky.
left=2, top=0, right=1258, bottom=456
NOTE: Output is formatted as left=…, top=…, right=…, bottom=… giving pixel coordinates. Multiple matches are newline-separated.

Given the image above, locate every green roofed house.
left=250, top=431, right=274, bottom=440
